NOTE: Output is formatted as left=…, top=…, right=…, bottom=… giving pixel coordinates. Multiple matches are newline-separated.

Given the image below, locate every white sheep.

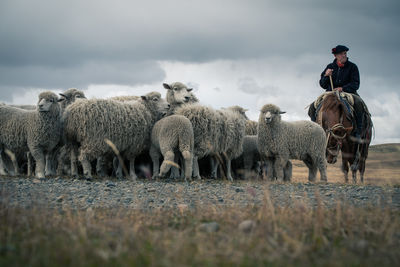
left=174, top=104, right=246, bottom=181
left=0, top=91, right=62, bottom=178
left=62, top=92, right=169, bottom=180
left=258, top=104, right=327, bottom=182
left=150, top=115, right=194, bottom=181
left=56, top=88, right=87, bottom=176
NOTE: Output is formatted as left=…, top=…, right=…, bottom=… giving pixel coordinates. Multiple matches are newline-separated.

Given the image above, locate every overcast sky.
left=1, top=0, right=399, bottom=144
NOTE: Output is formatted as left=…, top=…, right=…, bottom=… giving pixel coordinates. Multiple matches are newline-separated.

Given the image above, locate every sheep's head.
left=259, top=104, right=286, bottom=124
left=141, top=91, right=170, bottom=119
left=227, top=105, right=249, bottom=120
left=163, top=82, right=194, bottom=104
left=59, top=88, right=86, bottom=110
left=37, top=91, right=59, bottom=112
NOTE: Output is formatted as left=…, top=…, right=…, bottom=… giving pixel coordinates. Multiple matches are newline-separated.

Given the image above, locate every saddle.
left=313, top=91, right=372, bottom=140
left=314, top=91, right=355, bottom=121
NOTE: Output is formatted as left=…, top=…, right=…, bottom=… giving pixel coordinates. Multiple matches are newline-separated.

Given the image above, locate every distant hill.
left=368, top=143, right=400, bottom=170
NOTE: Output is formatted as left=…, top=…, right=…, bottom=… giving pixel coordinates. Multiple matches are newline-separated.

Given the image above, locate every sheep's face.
left=260, top=104, right=286, bottom=125
left=58, top=89, right=86, bottom=110
left=37, top=93, right=59, bottom=112
left=141, top=92, right=170, bottom=118
left=163, top=82, right=193, bottom=104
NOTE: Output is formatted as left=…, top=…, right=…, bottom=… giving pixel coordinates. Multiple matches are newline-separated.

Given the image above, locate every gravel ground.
left=1, top=177, right=399, bottom=210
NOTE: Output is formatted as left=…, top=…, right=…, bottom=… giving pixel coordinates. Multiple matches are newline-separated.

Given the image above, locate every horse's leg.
left=352, top=169, right=357, bottom=183
left=341, top=159, right=349, bottom=183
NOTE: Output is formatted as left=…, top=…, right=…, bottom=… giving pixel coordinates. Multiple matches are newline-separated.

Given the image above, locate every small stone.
left=147, top=188, right=156, bottom=192
left=238, top=220, right=256, bottom=233
left=235, top=188, right=244, bottom=193
left=56, top=196, right=64, bottom=203
left=218, top=198, right=224, bottom=203
left=32, top=179, right=41, bottom=184
left=106, top=182, right=116, bottom=188
left=198, top=222, right=220, bottom=233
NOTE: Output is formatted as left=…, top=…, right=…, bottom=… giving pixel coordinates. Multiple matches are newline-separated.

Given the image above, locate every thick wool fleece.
left=258, top=104, right=327, bottom=182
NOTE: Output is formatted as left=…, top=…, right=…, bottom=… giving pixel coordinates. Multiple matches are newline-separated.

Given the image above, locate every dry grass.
left=0, top=191, right=399, bottom=267
left=291, top=143, right=400, bottom=185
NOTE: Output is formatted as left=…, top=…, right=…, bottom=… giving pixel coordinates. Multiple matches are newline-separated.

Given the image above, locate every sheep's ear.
left=141, top=95, right=148, bottom=101
left=59, top=93, right=66, bottom=98
left=279, top=111, right=286, bottom=114
left=243, top=109, right=249, bottom=112
left=57, top=98, right=64, bottom=102
left=187, top=88, right=193, bottom=92
left=163, top=83, right=171, bottom=90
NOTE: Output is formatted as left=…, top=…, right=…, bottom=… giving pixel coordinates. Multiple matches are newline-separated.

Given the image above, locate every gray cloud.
left=0, top=0, right=399, bottom=102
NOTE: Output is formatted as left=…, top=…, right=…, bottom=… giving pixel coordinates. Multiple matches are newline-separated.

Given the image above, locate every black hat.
left=331, top=45, right=349, bottom=54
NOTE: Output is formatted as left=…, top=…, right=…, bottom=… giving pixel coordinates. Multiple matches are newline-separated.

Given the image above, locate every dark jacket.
left=319, top=59, right=360, bottom=95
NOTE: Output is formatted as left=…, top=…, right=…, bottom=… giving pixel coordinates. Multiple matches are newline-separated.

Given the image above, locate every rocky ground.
left=1, top=176, right=399, bottom=210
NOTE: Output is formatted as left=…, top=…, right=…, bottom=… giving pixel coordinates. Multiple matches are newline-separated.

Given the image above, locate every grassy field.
left=0, top=143, right=399, bottom=266
left=291, top=143, right=400, bottom=185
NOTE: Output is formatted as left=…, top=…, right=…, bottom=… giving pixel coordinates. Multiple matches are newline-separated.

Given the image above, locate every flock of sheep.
left=0, top=82, right=328, bottom=182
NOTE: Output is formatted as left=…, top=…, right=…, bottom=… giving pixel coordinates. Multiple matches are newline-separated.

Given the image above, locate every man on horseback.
left=308, top=45, right=366, bottom=143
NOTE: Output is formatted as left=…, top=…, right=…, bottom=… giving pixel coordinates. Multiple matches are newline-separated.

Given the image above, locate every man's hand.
left=324, top=68, right=333, bottom=76
left=334, top=87, right=343, bottom=92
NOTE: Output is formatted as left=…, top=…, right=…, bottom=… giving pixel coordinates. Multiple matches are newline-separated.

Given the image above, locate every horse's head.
left=318, top=92, right=353, bottom=164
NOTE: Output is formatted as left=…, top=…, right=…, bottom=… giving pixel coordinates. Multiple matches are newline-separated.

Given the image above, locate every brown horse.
left=317, top=92, right=372, bottom=183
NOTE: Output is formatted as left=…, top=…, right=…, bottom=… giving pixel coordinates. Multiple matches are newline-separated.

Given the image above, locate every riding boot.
left=308, top=102, right=317, bottom=122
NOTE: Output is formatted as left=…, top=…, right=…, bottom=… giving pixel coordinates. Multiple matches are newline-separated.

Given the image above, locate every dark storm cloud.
left=0, top=0, right=399, bottom=93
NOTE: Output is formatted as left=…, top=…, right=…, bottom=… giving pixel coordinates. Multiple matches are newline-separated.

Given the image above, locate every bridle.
left=324, top=110, right=352, bottom=159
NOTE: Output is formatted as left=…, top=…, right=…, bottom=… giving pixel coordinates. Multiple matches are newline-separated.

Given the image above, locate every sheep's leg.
left=192, top=156, right=201, bottom=180
left=96, top=157, right=107, bottom=177
left=182, top=150, right=193, bottom=182
left=283, top=161, right=292, bottom=182
left=70, top=147, right=79, bottom=177
left=317, top=157, right=327, bottom=182
left=79, top=153, right=92, bottom=179
left=30, top=148, right=45, bottom=178
left=210, top=156, right=219, bottom=179
left=112, top=157, right=123, bottom=179
left=0, top=150, right=7, bottom=175
left=27, top=152, right=33, bottom=176
left=128, top=158, right=137, bottom=181
left=265, top=159, right=275, bottom=181
left=56, top=146, right=67, bottom=176
left=307, top=166, right=318, bottom=182
left=273, top=157, right=286, bottom=181
left=160, top=151, right=175, bottom=178
left=168, top=154, right=180, bottom=179
left=149, top=146, right=160, bottom=179
left=45, top=153, right=56, bottom=176
left=4, top=149, right=19, bottom=176
left=225, top=158, right=234, bottom=182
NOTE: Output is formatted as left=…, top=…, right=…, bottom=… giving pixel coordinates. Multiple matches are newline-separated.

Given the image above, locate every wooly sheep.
left=232, top=135, right=262, bottom=178
left=150, top=115, right=194, bottom=181
left=0, top=91, right=62, bottom=178
left=163, top=82, right=199, bottom=114
left=58, top=88, right=86, bottom=111
left=226, top=105, right=258, bottom=135
left=110, top=95, right=140, bottom=102
left=174, top=104, right=246, bottom=181
left=258, top=104, right=327, bottom=182
left=56, top=88, right=87, bottom=176
left=62, top=91, right=169, bottom=180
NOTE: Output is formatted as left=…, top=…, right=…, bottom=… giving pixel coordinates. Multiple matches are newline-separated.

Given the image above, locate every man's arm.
left=342, top=64, right=360, bottom=94
left=319, top=65, right=332, bottom=90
